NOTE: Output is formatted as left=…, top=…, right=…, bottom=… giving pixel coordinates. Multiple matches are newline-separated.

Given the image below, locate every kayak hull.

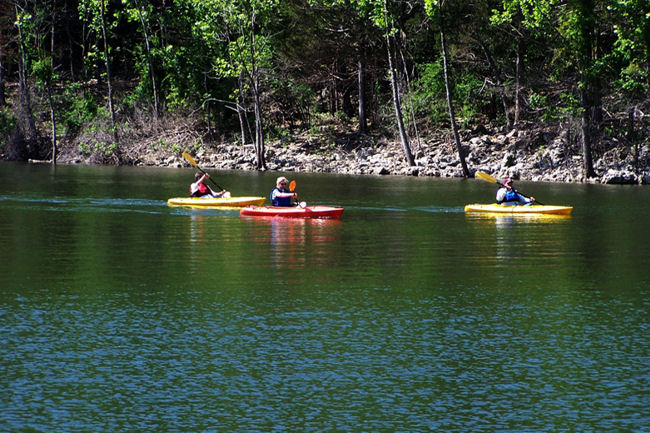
left=240, top=205, right=344, bottom=219
left=168, top=196, right=265, bottom=208
left=464, top=203, right=573, bottom=215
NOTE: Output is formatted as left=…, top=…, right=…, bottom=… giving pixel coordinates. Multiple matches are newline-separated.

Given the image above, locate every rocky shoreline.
left=55, top=123, right=649, bottom=185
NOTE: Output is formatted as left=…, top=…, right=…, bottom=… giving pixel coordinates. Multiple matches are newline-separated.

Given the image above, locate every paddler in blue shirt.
left=270, top=176, right=297, bottom=206
left=496, top=177, right=535, bottom=206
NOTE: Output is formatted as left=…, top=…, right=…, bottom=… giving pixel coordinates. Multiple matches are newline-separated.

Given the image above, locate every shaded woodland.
left=1, top=0, right=648, bottom=181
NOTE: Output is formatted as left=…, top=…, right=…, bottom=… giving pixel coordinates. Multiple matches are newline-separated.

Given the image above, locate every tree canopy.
left=1, top=0, right=648, bottom=179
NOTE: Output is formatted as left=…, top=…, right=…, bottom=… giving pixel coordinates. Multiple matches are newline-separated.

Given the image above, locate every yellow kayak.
left=464, top=203, right=573, bottom=215
left=168, top=196, right=265, bottom=208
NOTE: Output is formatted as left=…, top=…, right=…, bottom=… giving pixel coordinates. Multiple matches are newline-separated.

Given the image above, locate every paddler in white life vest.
left=190, top=172, right=230, bottom=198
left=496, top=177, right=535, bottom=206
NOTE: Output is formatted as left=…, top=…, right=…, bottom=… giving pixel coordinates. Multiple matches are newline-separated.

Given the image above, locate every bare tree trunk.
left=628, top=110, right=639, bottom=174
left=386, top=33, right=414, bottom=166
left=100, top=0, right=118, bottom=144
left=397, top=42, right=422, bottom=153
left=14, top=3, right=39, bottom=143
left=580, top=85, right=596, bottom=179
left=0, top=48, right=5, bottom=107
left=382, top=0, right=414, bottom=167
left=238, top=75, right=247, bottom=146
left=46, top=85, right=57, bottom=164
left=49, top=0, right=57, bottom=164
left=253, top=87, right=265, bottom=169
left=249, top=12, right=266, bottom=170
left=134, top=0, right=159, bottom=119
left=477, top=35, right=511, bottom=128
left=574, top=0, right=597, bottom=180
left=647, top=40, right=650, bottom=98
left=63, top=0, right=75, bottom=80
left=439, top=6, right=470, bottom=178
left=358, top=57, right=367, bottom=135
left=514, top=40, right=522, bottom=127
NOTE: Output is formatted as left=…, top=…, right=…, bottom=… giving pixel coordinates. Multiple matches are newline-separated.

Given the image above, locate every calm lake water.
left=1, top=162, right=648, bottom=432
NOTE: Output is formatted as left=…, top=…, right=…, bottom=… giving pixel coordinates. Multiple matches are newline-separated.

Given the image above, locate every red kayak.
left=240, top=205, right=344, bottom=219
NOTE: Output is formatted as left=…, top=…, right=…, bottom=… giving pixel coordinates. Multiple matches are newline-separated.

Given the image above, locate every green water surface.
left=1, top=162, right=647, bottom=432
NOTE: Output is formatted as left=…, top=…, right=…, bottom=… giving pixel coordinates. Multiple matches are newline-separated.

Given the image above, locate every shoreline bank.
left=50, top=124, right=650, bottom=186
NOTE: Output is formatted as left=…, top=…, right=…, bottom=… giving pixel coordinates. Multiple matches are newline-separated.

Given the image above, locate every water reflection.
left=241, top=217, right=342, bottom=270
left=464, top=212, right=575, bottom=266
left=464, top=213, right=572, bottom=224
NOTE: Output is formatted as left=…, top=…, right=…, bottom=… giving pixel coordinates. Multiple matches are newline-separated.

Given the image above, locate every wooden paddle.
left=288, top=180, right=306, bottom=208
left=475, top=171, right=543, bottom=205
left=182, top=152, right=225, bottom=191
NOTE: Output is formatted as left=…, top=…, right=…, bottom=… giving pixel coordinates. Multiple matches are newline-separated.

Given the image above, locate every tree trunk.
left=253, top=89, right=265, bottom=169
left=647, top=34, right=650, bottom=98
left=47, top=85, right=57, bottom=164
left=439, top=7, right=470, bottom=178
left=398, top=41, right=422, bottom=153
left=238, top=75, right=247, bottom=146
left=50, top=0, right=55, bottom=69
left=49, top=0, right=56, bottom=164
left=63, top=0, right=76, bottom=80
left=384, top=40, right=413, bottom=165
left=580, top=86, right=596, bottom=179
left=383, top=0, right=413, bottom=166
left=249, top=12, right=265, bottom=170
left=575, top=0, right=597, bottom=180
left=0, top=52, right=5, bottom=107
left=514, top=40, right=522, bottom=127
left=358, top=57, right=367, bottom=135
left=100, top=0, right=118, bottom=144
left=134, top=0, right=159, bottom=119
left=14, top=3, right=39, bottom=143
left=477, top=35, right=511, bottom=128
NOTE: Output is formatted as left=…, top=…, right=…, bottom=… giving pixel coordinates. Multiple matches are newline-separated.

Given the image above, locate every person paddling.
left=270, top=176, right=297, bottom=206
left=496, top=177, right=535, bottom=206
left=190, top=172, right=230, bottom=198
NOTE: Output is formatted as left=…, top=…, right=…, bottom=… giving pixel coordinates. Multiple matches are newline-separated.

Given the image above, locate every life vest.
left=504, top=189, right=519, bottom=202
left=191, top=182, right=211, bottom=197
left=271, top=187, right=292, bottom=206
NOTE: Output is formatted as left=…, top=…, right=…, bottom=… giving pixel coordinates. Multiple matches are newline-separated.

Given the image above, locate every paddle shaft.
left=183, top=153, right=225, bottom=191
left=196, top=166, right=224, bottom=191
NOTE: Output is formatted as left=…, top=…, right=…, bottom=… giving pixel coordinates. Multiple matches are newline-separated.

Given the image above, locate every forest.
left=0, top=0, right=648, bottom=181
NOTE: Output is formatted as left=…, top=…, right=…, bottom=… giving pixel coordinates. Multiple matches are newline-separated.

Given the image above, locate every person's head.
left=503, top=177, right=513, bottom=189
left=276, top=176, right=288, bottom=188
left=195, top=172, right=203, bottom=181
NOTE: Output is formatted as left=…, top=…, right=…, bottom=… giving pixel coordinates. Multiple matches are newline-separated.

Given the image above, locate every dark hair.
left=195, top=172, right=203, bottom=181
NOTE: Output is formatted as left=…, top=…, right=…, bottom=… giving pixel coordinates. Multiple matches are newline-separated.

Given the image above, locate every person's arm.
left=517, top=191, right=534, bottom=203
left=274, top=190, right=297, bottom=198
left=213, top=189, right=230, bottom=198
left=496, top=188, right=506, bottom=203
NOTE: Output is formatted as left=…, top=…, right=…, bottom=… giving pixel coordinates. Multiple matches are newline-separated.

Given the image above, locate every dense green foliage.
left=1, top=0, right=648, bottom=173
